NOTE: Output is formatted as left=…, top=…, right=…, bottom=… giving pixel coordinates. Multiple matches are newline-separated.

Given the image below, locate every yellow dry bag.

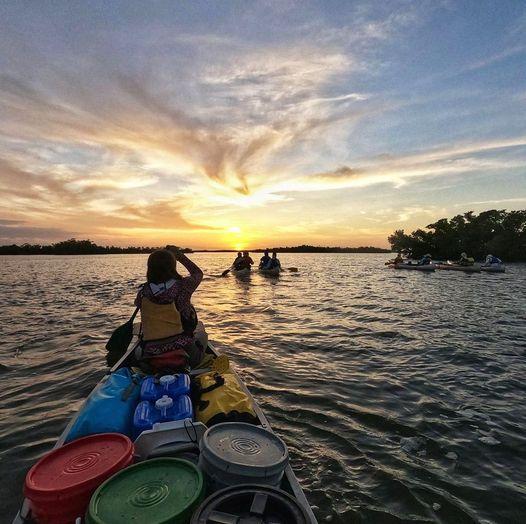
left=195, top=370, right=257, bottom=427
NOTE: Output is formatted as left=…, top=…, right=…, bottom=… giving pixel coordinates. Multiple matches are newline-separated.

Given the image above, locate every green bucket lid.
left=86, top=458, right=204, bottom=524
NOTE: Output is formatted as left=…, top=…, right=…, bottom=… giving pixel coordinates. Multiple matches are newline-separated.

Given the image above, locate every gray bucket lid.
left=200, top=423, right=289, bottom=478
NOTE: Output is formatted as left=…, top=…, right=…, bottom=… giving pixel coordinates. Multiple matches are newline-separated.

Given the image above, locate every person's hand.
left=172, top=249, right=185, bottom=261
left=166, top=245, right=184, bottom=259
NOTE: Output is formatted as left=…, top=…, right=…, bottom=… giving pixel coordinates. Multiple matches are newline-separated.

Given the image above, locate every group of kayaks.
left=388, top=261, right=506, bottom=273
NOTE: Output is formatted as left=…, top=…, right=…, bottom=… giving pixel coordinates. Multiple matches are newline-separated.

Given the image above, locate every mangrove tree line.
left=388, top=210, right=526, bottom=261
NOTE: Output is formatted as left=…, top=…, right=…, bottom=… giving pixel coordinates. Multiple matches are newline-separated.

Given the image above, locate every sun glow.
left=222, top=225, right=249, bottom=251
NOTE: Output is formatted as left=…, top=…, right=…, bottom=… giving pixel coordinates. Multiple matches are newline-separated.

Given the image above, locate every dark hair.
left=147, top=249, right=181, bottom=284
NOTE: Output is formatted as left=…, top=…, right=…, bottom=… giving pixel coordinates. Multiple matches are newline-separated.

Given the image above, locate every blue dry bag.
left=65, top=367, right=142, bottom=442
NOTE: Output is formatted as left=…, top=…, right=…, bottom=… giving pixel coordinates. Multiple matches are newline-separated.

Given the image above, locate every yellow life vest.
left=195, top=370, right=257, bottom=427
left=140, top=297, right=184, bottom=341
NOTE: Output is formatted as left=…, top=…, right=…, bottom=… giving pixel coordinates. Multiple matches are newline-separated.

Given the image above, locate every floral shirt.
left=135, top=256, right=203, bottom=355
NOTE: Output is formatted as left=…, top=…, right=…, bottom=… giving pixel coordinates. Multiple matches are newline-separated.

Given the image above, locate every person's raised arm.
left=175, top=252, right=203, bottom=291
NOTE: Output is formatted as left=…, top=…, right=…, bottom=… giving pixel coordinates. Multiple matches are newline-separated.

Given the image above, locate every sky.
left=0, top=0, right=525, bottom=250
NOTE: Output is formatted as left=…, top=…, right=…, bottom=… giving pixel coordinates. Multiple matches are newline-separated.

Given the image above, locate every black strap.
left=129, top=306, right=140, bottom=323
left=121, top=375, right=140, bottom=401
left=200, top=374, right=225, bottom=394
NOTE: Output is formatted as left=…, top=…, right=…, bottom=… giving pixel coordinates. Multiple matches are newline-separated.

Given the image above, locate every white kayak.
left=231, top=267, right=251, bottom=277
left=258, top=267, right=281, bottom=276
left=436, top=264, right=480, bottom=273
left=481, top=264, right=506, bottom=273
left=390, top=263, right=436, bottom=271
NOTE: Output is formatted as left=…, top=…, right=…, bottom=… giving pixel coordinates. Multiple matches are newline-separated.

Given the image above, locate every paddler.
left=484, top=254, right=502, bottom=266
left=259, top=249, right=271, bottom=269
left=232, top=251, right=243, bottom=269
left=394, top=252, right=404, bottom=264
left=134, top=248, right=206, bottom=371
left=263, top=251, right=281, bottom=270
left=457, top=252, right=474, bottom=266
left=236, top=251, right=254, bottom=270
left=417, top=254, right=432, bottom=265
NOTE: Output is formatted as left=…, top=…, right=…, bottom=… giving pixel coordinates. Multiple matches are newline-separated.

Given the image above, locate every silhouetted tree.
left=388, top=210, right=526, bottom=261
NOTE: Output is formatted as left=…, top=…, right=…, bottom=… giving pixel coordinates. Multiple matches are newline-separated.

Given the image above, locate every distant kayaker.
left=417, top=254, right=432, bottom=265
left=235, top=251, right=254, bottom=270
left=259, top=249, right=271, bottom=269
left=232, top=251, right=242, bottom=268
left=135, top=249, right=205, bottom=371
left=394, top=252, right=404, bottom=264
left=484, top=254, right=502, bottom=266
left=263, top=251, right=281, bottom=270
left=457, top=252, right=474, bottom=266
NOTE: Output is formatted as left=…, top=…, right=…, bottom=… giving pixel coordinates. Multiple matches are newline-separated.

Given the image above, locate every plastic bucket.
left=198, top=422, right=289, bottom=491
left=24, top=433, right=133, bottom=524
left=190, top=484, right=310, bottom=524
left=86, top=458, right=204, bottom=524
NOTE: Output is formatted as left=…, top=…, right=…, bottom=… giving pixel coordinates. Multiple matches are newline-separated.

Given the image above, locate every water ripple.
left=1, top=253, right=525, bottom=522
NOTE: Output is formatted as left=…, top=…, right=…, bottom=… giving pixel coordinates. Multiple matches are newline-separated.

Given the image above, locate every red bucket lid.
left=24, top=433, right=133, bottom=501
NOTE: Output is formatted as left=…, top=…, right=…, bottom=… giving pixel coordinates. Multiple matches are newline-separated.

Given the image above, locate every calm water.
left=1, top=253, right=525, bottom=523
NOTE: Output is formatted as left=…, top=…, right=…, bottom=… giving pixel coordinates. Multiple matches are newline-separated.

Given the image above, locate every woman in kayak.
left=135, top=248, right=205, bottom=371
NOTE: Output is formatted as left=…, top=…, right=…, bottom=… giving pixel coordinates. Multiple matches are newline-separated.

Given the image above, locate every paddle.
left=287, top=267, right=298, bottom=272
left=105, top=306, right=139, bottom=364
left=221, top=268, right=231, bottom=277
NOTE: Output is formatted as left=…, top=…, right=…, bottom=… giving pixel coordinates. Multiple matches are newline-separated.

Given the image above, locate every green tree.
left=388, top=210, right=526, bottom=261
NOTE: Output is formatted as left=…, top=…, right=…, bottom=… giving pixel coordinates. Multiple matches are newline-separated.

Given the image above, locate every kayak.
left=389, top=263, right=436, bottom=271
left=481, top=264, right=506, bottom=273
left=231, top=267, right=251, bottom=277
left=436, top=263, right=481, bottom=273
left=259, top=267, right=281, bottom=276
left=12, top=326, right=318, bottom=524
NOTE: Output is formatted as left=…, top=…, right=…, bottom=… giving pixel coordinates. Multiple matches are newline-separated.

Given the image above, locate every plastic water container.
left=65, top=368, right=142, bottom=442
left=86, top=458, right=204, bottom=524
left=198, top=422, right=289, bottom=491
left=191, top=485, right=310, bottom=524
left=133, top=395, right=193, bottom=438
left=24, top=433, right=133, bottom=524
left=140, top=374, right=190, bottom=402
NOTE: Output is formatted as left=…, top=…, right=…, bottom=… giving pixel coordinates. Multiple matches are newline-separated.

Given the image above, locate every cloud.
left=99, top=201, right=219, bottom=231
left=0, top=46, right=366, bottom=200
left=456, top=197, right=526, bottom=207
left=283, top=136, right=526, bottom=193
left=0, top=2, right=524, bottom=247
left=0, top=224, right=75, bottom=242
left=0, top=156, right=81, bottom=205
left=465, top=45, right=526, bottom=72
left=0, top=218, right=23, bottom=226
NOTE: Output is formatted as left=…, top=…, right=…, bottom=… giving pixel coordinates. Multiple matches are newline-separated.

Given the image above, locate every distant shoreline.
left=195, top=247, right=391, bottom=254
left=0, top=239, right=391, bottom=255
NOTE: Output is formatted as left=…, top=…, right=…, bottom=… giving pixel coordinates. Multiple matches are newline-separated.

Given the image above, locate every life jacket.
left=193, top=370, right=258, bottom=427
left=268, top=258, right=280, bottom=269
left=259, top=255, right=270, bottom=268
left=140, top=297, right=184, bottom=342
left=459, top=257, right=475, bottom=266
